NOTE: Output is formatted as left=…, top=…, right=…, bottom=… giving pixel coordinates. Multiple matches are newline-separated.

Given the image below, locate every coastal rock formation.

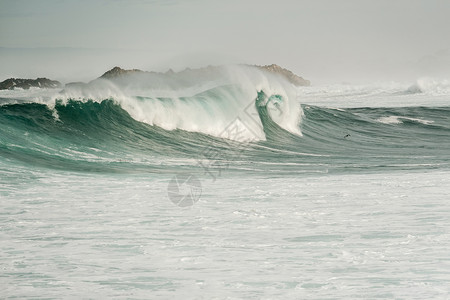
left=97, top=64, right=310, bottom=86
left=256, top=64, right=310, bottom=86
left=3, top=65, right=309, bottom=92
left=1, top=64, right=309, bottom=91
left=0, top=78, right=62, bottom=90
left=99, top=66, right=143, bottom=79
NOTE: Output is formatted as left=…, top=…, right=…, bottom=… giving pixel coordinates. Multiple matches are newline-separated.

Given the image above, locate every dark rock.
left=0, top=77, right=62, bottom=90
left=97, top=64, right=310, bottom=86
left=255, top=64, right=310, bottom=86
left=99, top=66, right=143, bottom=79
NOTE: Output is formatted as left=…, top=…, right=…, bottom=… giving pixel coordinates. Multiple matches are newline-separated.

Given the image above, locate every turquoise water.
left=1, top=99, right=449, bottom=175
left=1, top=69, right=450, bottom=298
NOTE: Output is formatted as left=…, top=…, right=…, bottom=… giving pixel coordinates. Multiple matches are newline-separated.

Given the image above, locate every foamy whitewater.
left=1, top=66, right=449, bottom=299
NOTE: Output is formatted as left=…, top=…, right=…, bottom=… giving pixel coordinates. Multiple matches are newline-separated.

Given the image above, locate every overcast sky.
left=1, top=0, right=450, bottom=83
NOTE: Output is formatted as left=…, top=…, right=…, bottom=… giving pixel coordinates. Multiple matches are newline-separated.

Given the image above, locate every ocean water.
left=1, top=66, right=450, bottom=299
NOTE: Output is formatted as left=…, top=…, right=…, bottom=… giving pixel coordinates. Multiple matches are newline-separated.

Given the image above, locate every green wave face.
left=1, top=91, right=450, bottom=175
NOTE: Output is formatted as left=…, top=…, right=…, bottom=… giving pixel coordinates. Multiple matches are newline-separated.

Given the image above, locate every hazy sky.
left=1, top=0, right=450, bottom=83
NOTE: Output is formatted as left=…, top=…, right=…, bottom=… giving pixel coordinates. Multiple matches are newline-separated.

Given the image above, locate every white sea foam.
left=297, top=79, right=450, bottom=108
left=406, top=77, right=450, bottom=95
left=377, top=116, right=434, bottom=125
left=2, top=168, right=449, bottom=299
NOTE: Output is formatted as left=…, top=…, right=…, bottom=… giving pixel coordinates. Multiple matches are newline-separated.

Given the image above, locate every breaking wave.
left=406, top=78, right=450, bottom=95
left=1, top=66, right=450, bottom=174
left=55, top=65, right=303, bottom=141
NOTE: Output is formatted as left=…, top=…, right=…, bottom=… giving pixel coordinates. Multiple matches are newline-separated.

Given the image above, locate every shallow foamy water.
left=1, top=168, right=449, bottom=299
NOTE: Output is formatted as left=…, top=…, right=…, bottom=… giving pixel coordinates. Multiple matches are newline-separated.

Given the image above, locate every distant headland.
left=0, top=64, right=310, bottom=90
left=97, top=64, right=310, bottom=87
left=0, top=78, right=61, bottom=90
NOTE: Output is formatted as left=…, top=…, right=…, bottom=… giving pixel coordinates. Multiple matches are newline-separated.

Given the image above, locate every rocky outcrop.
left=99, top=66, right=143, bottom=79
left=98, top=64, right=310, bottom=86
left=0, top=78, right=62, bottom=90
left=256, top=64, right=310, bottom=86
left=1, top=65, right=309, bottom=91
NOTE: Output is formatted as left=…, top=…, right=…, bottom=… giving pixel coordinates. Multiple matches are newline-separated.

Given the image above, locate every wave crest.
left=406, top=78, right=450, bottom=95
left=57, top=65, right=303, bottom=141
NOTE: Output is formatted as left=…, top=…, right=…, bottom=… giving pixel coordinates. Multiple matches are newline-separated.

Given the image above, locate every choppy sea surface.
left=1, top=67, right=449, bottom=298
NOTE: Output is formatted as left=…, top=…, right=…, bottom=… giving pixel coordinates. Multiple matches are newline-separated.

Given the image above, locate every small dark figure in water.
left=344, top=134, right=351, bottom=138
